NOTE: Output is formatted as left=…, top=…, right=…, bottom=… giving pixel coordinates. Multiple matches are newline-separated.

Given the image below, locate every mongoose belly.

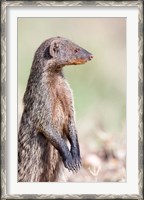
left=37, top=92, right=70, bottom=182
left=52, top=99, right=69, bottom=136
left=51, top=80, right=72, bottom=137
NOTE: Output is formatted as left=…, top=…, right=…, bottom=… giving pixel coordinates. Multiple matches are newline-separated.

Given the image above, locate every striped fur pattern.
left=18, top=37, right=93, bottom=182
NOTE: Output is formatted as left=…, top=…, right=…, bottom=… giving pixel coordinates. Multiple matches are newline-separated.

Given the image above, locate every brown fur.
left=18, top=37, right=93, bottom=182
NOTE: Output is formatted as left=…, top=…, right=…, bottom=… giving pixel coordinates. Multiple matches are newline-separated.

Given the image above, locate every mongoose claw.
left=76, top=159, right=82, bottom=170
left=70, top=149, right=81, bottom=172
left=72, top=157, right=81, bottom=172
left=63, top=156, right=75, bottom=172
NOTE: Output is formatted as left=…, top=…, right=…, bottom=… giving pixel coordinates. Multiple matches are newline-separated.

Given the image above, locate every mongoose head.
left=35, top=37, right=93, bottom=70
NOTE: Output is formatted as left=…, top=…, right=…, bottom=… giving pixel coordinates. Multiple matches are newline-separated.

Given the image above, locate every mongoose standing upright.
left=18, top=36, right=93, bottom=182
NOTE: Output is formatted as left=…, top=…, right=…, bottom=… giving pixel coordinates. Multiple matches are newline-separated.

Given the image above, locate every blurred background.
left=18, top=18, right=126, bottom=182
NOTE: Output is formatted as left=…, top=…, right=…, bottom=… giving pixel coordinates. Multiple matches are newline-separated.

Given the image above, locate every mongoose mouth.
left=70, top=55, right=93, bottom=65
left=72, top=60, right=87, bottom=65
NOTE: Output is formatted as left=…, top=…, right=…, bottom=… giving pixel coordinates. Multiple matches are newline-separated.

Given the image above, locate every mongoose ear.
left=49, top=41, right=59, bottom=57
left=44, top=46, right=53, bottom=60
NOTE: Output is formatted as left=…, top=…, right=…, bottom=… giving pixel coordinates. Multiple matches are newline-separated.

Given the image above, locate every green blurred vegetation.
left=18, top=18, right=126, bottom=135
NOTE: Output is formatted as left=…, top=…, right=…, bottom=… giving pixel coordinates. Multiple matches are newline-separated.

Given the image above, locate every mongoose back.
left=18, top=36, right=93, bottom=182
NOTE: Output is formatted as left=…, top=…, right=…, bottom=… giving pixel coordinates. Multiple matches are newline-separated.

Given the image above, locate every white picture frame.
left=1, top=1, right=143, bottom=199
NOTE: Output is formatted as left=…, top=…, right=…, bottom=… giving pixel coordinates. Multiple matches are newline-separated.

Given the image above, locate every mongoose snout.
left=18, top=36, right=93, bottom=182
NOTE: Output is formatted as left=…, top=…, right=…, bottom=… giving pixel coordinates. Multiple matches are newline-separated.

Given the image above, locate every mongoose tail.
left=18, top=36, right=93, bottom=182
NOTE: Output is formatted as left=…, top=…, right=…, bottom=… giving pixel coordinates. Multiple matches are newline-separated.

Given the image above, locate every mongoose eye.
left=74, top=48, right=80, bottom=53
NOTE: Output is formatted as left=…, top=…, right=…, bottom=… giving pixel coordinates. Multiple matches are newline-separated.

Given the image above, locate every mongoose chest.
left=50, top=75, right=73, bottom=134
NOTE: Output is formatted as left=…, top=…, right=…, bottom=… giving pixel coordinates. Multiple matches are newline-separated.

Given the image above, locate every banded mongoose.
left=18, top=36, right=93, bottom=182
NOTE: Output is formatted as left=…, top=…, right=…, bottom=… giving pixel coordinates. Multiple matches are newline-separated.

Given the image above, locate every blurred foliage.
left=18, top=18, right=126, bottom=182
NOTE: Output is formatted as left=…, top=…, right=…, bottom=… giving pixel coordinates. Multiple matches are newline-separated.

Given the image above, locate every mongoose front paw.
left=63, top=152, right=81, bottom=173
left=73, top=157, right=81, bottom=171
left=70, top=149, right=81, bottom=172
left=63, top=156, right=76, bottom=172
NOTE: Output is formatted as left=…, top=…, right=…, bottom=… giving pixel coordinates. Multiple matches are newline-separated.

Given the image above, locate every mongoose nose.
left=89, top=54, right=93, bottom=60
